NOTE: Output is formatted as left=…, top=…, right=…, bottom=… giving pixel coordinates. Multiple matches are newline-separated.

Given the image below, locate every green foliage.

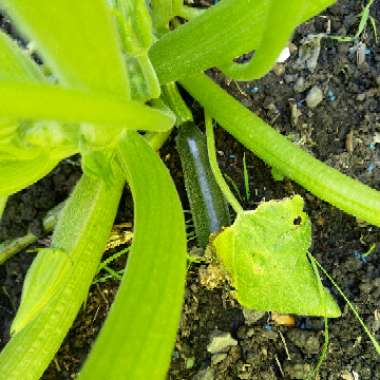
left=0, top=0, right=130, bottom=96
left=0, top=174, right=124, bottom=380
left=0, top=0, right=379, bottom=379
left=78, top=131, right=187, bottom=379
left=181, top=73, right=380, bottom=227
left=150, top=0, right=335, bottom=83
left=176, top=122, right=230, bottom=247
left=212, top=196, right=341, bottom=317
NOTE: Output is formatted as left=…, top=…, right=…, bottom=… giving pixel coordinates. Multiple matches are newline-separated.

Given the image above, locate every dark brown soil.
left=0, top=1, right=380, bottom=379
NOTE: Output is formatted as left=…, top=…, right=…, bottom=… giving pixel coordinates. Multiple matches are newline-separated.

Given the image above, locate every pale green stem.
left=181, top=73, right=380, bottom=227
left=0, top=174, right=124, bottom=380
left=205, top=113, right=243, bottom=214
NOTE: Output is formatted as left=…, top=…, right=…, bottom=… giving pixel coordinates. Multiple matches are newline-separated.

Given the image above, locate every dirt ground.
left=0, top=0, right=379, bottom=379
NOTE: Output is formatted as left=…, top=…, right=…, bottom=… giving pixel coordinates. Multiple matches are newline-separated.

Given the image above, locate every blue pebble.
left=368, top=143, right=376, bottom=151
left=367, top=163, right=376, bottom=174
left=248, top=86, right=259, bottom=94
left=327, top=89, right=336, bottom=102
left=353, top=250, right=368, bottom=263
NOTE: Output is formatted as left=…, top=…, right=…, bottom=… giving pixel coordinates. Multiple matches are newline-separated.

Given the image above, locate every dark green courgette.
left=176, top=122, right=230, bottom=247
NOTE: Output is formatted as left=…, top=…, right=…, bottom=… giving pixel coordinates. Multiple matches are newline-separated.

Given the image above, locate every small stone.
left=340, top=370, right=354, bottom=380
left=207, top=331, right=238, bottom=353
left=287, top=329, right=320, bottom=354
left=356, top=93, right=366, bottom=102
left=273, top=63, right=285, bottom=76
left=306, top=86, right=323, bottom=108
left=288, top=42, right=298, bottom=54
left=211, top=353, right=227, bottom=365
left=192, top=368, right=215, bottom=380
left=243, top=308, right=265, bottom=324
left=277, top=47, right=290, bottom=63
left=293, top=77, right=305, bottom=93
left=284, top=362, right=312, bottom=380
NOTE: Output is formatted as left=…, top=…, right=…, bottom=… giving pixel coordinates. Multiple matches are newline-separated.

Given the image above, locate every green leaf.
left=0, top=30, right=44, bottom=82
left=0, top=29, right=68, bottom=196
left=0, top=0, right=130, bottom=97
left=114, top=0, right=160, bottom=101
left=150, top=0, right=335, bottom=83
left=0, top=153, right=62, bottom=196
left=180, top=73, right=380, bottom=227
left=212, top=196, right=341, bottom=317
left=0, top=81, right=174, bottom=131
left=11, top=248, right=71, bottom=335
left=0, top=173, right=124, bottom=379
left=78, top=131, right=187, bottom=380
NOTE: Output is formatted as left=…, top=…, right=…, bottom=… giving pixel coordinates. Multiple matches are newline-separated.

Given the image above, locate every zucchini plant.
left=0, top=0, right=378, bottom=379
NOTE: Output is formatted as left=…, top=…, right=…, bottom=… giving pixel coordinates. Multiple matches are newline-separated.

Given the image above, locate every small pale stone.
left=293, top=77, right=306, bottom=93
left=193, top=368, right=215, bottom=380
left=243, top=308, right=265, bottom=324
left=306, top=86, right=323, bottom=108
left=273, top=63, right=285, bottom=76
left=207, top=332, right=238, bottom=353
left=211, top=353, right=227, bottom=365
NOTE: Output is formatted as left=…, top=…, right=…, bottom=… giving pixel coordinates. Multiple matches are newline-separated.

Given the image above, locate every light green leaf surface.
left=0, top=81, right=174, bottom=131
left=114, top=0, right=160, bottom=101
left=0, top=174, right=124, bottom=380
left=0, top=153, right=62, bottom=196
left=150, top=0, right=335, bottom=83
left=181, top=73, right=380, bottom=227
left=0, top=29, right=62, bottom=195
left=79, top=131, right=187, bottom=380
left=11, top=248, right=71, bottom=334
left=213, top=196, right=340, bottom=317
left=0, top=30, right=44, bottom=82
left=0, top=0, right=130, bottom=97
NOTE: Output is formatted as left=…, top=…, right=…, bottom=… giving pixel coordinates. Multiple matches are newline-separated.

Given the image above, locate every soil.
left=0, top=0, right=380, bottom=379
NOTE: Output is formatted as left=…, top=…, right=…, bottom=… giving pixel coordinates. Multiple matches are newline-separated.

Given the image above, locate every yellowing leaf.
left=213, top=196, right=341, bottom=318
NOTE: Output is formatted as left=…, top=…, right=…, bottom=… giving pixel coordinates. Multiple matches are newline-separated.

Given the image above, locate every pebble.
left=306, top=86, right=323, bottom=108
left=211, top=353, right=227, bottom=365
left=192, top=368, right=215, bottom=380
left=287, top=329, right=321, bottom=354
left=284, top=362, right=312, bottom=380
left=207, top=331, right=238, bottom=353
left=242, top=308, right=265, bottom=324
left=273, top=63, right=285, bottom=76
left=357, top=93, right=366, bottom=102
left=293, top=77, right=306, bottom=93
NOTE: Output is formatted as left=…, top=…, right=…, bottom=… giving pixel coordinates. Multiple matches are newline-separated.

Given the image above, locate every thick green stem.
left=0, top=174, right=124, bottom=380
left=150, top=0, right=334, bottom=84
left=181, top=73, right=380, bottom=227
